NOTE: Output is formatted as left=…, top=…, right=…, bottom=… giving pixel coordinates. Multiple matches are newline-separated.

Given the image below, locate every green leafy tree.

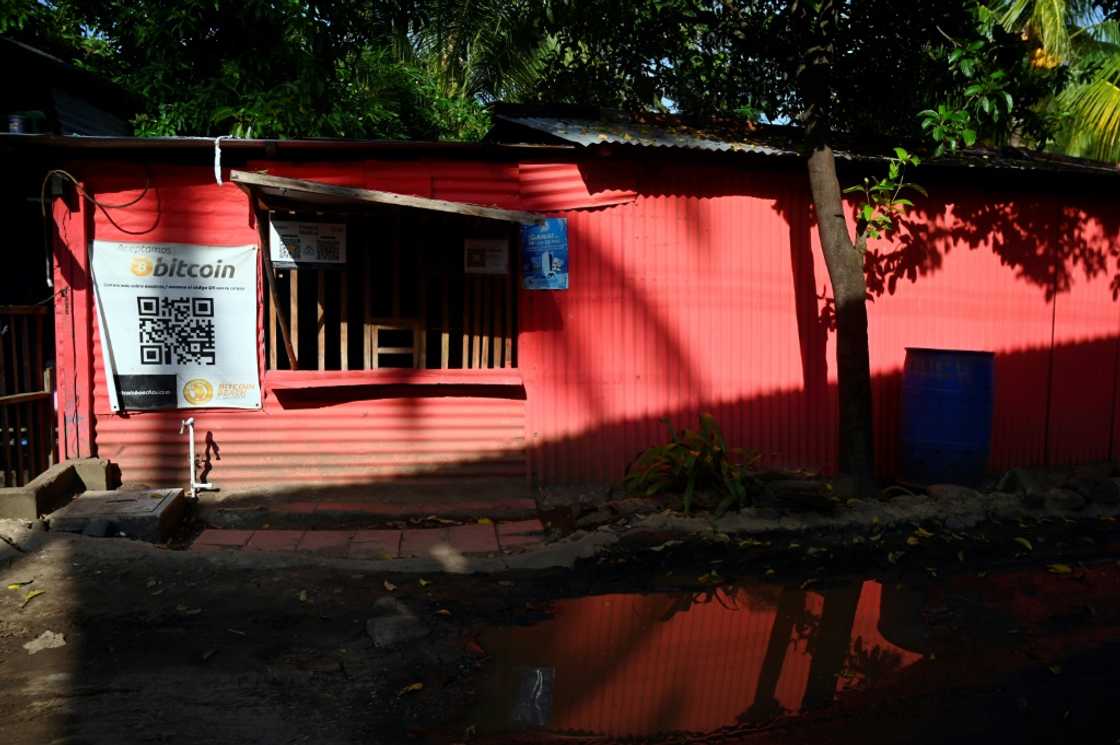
left=2, top=0, right=551, bottom=140
left=993, top=0, right=1120, bottom=161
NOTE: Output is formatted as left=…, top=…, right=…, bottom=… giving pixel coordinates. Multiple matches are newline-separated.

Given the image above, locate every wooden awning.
left=230, top=170, right=543, bottom=225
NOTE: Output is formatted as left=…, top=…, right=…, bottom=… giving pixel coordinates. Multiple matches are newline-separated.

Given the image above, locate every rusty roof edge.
left=0, top=132, right=577, bottom=155
left=493, top=114, right=1120, bottom=177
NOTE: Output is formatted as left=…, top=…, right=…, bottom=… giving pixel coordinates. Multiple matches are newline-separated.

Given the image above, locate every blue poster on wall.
left=521, top=217, right=569, bottom=290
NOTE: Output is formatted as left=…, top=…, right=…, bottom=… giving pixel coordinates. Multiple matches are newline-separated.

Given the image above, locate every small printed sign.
left=464, top=238, right=509, bottom=275
left=520, top=218, right=568, bottom=290
left=269, top=218, right=347, bottom=268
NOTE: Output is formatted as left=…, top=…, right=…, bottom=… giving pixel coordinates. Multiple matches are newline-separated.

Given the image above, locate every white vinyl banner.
left=91, top=241, right=261, bottom=411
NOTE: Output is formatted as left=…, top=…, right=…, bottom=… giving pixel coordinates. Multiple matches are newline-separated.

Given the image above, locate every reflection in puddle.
left=478, top=580, right=924, bottom=737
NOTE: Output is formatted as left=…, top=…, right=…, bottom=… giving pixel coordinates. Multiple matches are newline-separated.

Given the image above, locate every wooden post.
left=440, top=275, right=449, bottom=369
left=9, top=318, right=23, bottom=483
left=471, top=276, right=481, bottom=368
left=417, top=241, right=427, bottom=368
left=0, top=315, right=9, bottom=485
left=317, top=270, right=326, bottom=370
left=289, top=270, right=299, bottom=369
left=268, top=284, right=277, bottom=370
left=461, top=278, right=471, bottom=368
left=362, top=237, right=371, bottom=368
left=339, top=268, right=349, bottom=370
left=481, top=277, right=491, bottom=368
left=391, top=210, right=401, bottom=319
left=504, top=270, right=513, bottom=368
left=257, top=211, right=297, bottom=370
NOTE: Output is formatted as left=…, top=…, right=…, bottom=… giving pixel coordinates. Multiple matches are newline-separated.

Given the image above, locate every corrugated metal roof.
left=496, top=115, right=799, bottom=157
left=493, top=111, right=1120, bottom=177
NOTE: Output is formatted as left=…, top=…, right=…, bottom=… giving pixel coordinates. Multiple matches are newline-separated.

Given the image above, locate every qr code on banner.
left=136, top=296, right=216, bottom=365
left=316, top=242, right=340, bottom=262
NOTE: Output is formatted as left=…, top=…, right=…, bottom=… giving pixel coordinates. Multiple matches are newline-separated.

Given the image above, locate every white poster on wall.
left=91, top=241, right=261, bottom=411
left=464, top=238, right=509, bottom=275
left=269, top=218, right=347, bottom=268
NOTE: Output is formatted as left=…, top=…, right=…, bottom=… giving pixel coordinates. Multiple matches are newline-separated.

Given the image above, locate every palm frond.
left=1060, top=52, right=1120, bottom=160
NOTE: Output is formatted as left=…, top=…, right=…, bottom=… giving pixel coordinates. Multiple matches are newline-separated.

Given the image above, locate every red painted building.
left=23, top=111, right=1120, bottom=493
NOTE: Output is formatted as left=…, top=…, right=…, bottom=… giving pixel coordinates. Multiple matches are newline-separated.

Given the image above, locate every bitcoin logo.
left=130, top=256, right=154, bottom=276
left=182, top=378, right=214, bottom=405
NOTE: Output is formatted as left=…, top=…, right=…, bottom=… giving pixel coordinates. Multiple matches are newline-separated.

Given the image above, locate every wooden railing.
left=0, top=306, right=55, bottom=486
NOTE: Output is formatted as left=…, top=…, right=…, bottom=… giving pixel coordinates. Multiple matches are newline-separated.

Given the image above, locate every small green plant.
left=622, top=414, right=762, bottom=515
left=843, top=147, right=927, bottom=242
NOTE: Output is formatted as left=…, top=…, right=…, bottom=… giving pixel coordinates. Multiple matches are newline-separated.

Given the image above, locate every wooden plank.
left=42, top=367, right=54, bottom=467
left=289, top=270, right=299, bottom=369
left=504, top=274, right=513, bottom=368
left=339, top=268, right=349, bottom=370
left=468, top=277, right=477, bottom=367
left=9, top=321, right=23, bottom=484
left=0, top=324, right=8, bottom=486
left=440, top=275, right=449, bottom=369
left=18, top=315, right=35, bottom=479
left=317, top=270, right=326, bottom=370
left=417, top=241, right=427, bottom=368
left=268, top=368, right=524, bottom=389
left=481, top=277, right=490, bottom=368
left=493, top=278, right=503, bottom=367
left=362, top=240, right=372, bottom=369
left=0, top=390, right=51, bottom=405
left=231, top=170, right=544, bottom=225
left=391, top=211, right=401, bottom=319
left=258, top=213, right=297, bottom=370
left=461, top=279, right=470, bottom=368
left=268, top=282, right=277, bottom=370
left=0, top=306, right=49, bottom=316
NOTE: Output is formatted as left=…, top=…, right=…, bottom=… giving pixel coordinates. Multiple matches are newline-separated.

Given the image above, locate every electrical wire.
left=40, top=167, right=160, bottom=236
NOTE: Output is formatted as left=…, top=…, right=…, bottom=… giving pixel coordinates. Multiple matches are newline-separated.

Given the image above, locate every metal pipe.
left=178, top=417, right=214, bottom=497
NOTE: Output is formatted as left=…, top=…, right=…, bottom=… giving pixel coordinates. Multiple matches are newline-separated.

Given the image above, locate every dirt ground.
left=3, top=514, right=1120, bottom=745
left=0, top=530, right=544, bottom=745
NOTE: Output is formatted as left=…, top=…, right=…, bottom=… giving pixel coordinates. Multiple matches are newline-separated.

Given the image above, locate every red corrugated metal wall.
left=520, top=163, right=1120, bottom=482
left=54, top=155, right=1120, bottom=489
left=77, top=162, right=527, bottom=489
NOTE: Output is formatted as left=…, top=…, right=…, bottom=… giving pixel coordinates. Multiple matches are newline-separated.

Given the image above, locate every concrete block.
left=0, top=462, right=84, bottom=520
left=0, top=487, right=38, bottom=521
left=50, top=488, right=186, bottom=542
left=71, top=458, right=121, bottom=491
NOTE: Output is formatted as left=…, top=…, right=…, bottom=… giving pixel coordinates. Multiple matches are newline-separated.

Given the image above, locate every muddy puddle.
left=446, top=562, right=1120, bottom=744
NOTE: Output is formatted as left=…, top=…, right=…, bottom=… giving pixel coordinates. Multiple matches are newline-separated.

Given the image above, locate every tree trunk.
left=796, top=0, right=876, bottom=493
left=806, top=145, right=876, bottom=492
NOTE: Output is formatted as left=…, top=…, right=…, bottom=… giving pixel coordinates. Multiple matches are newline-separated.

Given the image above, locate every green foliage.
left=622, top=414, right=762, bottom=515
left=3, top=0, right=542, bottom=140
left=843, top=148, right=925, bottom=242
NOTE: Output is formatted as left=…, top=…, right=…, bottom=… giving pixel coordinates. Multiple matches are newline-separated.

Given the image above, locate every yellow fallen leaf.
left=21, top=589, right=44, bottom=608
left=6, top=580, right=33, bottom=590
left=418, top=578, right=431, bottom=588
left=477, top=518, right=493, bottom=525
left=1048, top=563, right=1073, bottom=574
left=915, top=527, right=934, bottom=538
left=1014, top=537, right=1034, bottom=552
left=398, top=682, right=424, bottom=695
left=383, top=580, right=397, bottom=592
left=906, top=536, right=920, bottom=546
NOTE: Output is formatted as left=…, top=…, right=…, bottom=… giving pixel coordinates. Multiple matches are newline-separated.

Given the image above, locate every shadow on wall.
left=181, top=333, right=1118, bottom=498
